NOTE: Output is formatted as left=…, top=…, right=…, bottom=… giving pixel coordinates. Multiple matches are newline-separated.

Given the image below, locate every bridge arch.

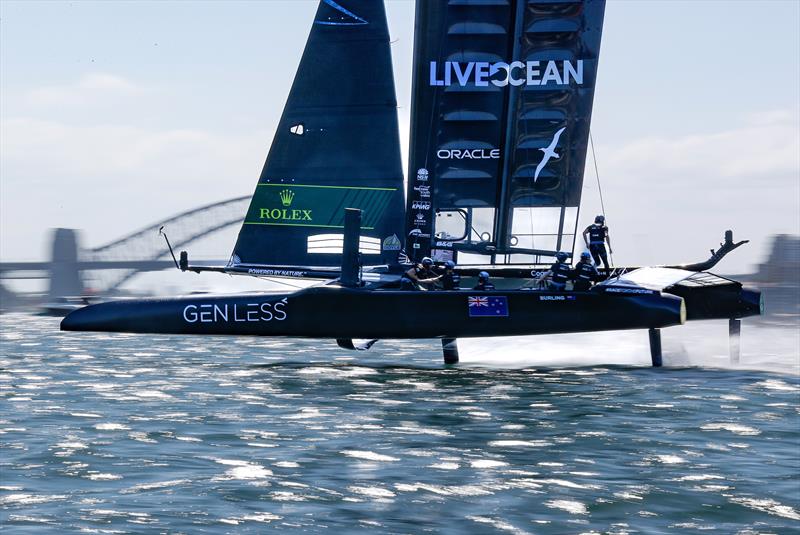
left=85, top=196, right=250, bottom=292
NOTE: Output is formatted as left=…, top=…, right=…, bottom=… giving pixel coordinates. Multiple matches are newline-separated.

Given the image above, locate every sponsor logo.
left=260, top=208, right=312, bottom=221
left=247, top=268, right=306, bottom=277
left=412, top=200, right=431, bottom=211
left=604, top=287, right=656, bottom=295
left=413, top=213, right=427, bottom=226
left=247, top=184, right=397, bottom=229
left=259, top=189, right=313, bottom=222
left=539, top=295, right=577, bottom=301
left=416, top=168, right=429, bottom=182
left=533, top=127, right=566, bottom=182
left=437, top=148, right=500, bottom=160
left=430, top=60, right=584, bottom=87
left=183, top=298, right=288, bottom=323
left=382, top=234, right=402, bottom=251
left=435, top=241, right=453, bottom=248
left=279, top=189, right=295, bottom=206
left=413, top=185, right=431, bottom=198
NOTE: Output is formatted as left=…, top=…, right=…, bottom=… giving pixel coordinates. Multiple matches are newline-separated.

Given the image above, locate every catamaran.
left=61, top=0, right=762, bottom=365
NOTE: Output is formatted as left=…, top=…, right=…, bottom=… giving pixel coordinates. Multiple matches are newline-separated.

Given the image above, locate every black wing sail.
left=407, top=0, right=605, bottom=264
left=232, top=0, right=405, bottom=269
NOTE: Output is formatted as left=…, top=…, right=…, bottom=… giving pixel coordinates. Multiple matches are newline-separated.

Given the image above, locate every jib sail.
left=407, top=0, right=606, bottom=264
left=232, top=0, right=406, bottom=268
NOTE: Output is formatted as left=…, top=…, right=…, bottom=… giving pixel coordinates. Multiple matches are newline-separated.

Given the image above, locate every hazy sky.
left=1, top=0, right=799, bottom=276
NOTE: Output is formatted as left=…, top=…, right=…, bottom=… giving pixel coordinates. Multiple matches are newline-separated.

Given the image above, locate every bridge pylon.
left=48, top=228, right=84, bottom=300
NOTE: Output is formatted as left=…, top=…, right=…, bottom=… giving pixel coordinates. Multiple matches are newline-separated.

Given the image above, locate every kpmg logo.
left=430, top=60, right=584, bottom=87
left=534, top=127, right=566, bottom=182
left=437, top=148, right=499, bottom=160
left=412, top=200, right=431, bottom=211
left=260, top=189, right=312, bottom=221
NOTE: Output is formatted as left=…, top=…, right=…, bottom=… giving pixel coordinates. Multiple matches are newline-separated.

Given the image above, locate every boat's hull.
left=61, top=286, right=685, bottom=339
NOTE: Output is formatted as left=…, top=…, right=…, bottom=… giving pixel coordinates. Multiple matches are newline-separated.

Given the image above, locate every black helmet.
left=478, top=271, right=490, bottom=282
left=580, top=251, right=592, bottom=261
left=445, top=260, right=456, bottom=269
left=595, top=215, right=605, bottom=224
left=556, top=251, right=569, bottom=262
left=421, top=257, right=433, bottom=267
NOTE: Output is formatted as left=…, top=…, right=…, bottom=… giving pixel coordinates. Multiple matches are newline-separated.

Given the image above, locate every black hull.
left=61, top=286, right=685, bottom=339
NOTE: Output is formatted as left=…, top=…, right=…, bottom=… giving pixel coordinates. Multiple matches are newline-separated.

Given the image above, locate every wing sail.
left=407, top=0, right=606, bottom=264
left=232, top=0, right=405, bottom=268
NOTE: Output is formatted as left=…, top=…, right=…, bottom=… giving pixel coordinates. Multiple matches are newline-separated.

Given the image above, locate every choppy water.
left=1, top=313, right=798, bottom=534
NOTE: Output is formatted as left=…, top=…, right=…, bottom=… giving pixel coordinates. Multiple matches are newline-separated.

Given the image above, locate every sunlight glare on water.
left=0, top=313, right=798, bottom=533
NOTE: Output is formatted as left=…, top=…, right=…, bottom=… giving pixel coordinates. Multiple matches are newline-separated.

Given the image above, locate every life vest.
left=440, top=271, right=461, bottom=290
left=588, top=224, right=607, bottom=245
left=550, top=261, right=571, bottom=284
left=473, top=281, right=495, bottom=291
left=573, top=261, right=598, bottom=290
left=414, top=266, right=436, bottom=280
left=575, top=261, right=598, bottom=281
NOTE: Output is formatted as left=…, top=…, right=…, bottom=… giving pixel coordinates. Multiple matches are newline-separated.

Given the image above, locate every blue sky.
left=1, top=0, right=798, bottom=279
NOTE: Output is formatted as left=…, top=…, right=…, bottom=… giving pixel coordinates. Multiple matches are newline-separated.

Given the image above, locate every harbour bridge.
left=0, top=196, right=250, bottom=300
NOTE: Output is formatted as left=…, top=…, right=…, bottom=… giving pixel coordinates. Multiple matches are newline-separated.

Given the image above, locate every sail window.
left=434, top=210, right=469, bottom=242
left=289, top=124, right=305, bottom=136
left=307, top=234, right=381, bottom=255
left=466, top=208, right=496, bottom=243
left=511, top=206, right=577, bottom=251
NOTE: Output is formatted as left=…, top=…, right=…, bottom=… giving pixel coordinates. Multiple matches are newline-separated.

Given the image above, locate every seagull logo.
left=533, top=127, right=566, bottom=182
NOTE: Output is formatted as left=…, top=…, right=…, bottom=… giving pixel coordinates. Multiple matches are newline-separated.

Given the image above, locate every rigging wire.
left=589, top=130, right=613, bottom=266
left=589, top=131, right=607, bottom=219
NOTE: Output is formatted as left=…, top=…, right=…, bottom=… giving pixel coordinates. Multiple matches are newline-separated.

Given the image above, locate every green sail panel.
left=243, top=184, right=398, bottom=230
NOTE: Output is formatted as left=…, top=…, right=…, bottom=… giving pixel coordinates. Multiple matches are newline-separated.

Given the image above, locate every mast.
left=493, top=0, right=527, bottom=257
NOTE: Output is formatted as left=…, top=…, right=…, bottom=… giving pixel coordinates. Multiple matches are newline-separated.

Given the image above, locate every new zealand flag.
left=468, top=295, right=509, bottom=317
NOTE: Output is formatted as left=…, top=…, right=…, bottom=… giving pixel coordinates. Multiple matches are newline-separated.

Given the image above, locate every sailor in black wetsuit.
left=400, top=257, right=440, bottom=290
left=438, top=260, right=461, bottom=290
left=572, top=251, right=599, bottom=291
left=472, top=271, right=495, bottom=291
left=536, top=251, right=571, bottom=291
left=582, top=215, right=612, bottom=271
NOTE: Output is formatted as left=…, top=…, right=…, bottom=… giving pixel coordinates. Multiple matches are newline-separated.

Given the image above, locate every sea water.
left=1, top=313, right=798, bottom=533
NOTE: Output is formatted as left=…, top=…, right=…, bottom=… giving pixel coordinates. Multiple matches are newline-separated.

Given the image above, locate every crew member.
left=472, top=271, right=495, bottom=291
left=400, top=257, right=440, bottom=290
left=536, top=251, right=571, bottom=291
left=438, top=260, right=461, bottom=290
left=572, top=251, right=599, bottom=291
left=583, top=215, right=612, bottom=271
